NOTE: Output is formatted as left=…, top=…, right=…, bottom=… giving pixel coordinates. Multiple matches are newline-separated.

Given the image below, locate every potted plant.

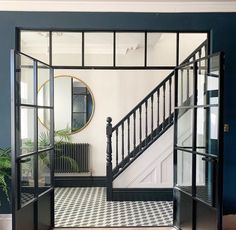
left=0, top=147, right=12, bottom=230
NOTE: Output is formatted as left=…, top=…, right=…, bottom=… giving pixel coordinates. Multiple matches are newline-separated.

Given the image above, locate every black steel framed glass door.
left=11, top=50, right=54, bottom=230
left=173, top=53, right=224, bottom=230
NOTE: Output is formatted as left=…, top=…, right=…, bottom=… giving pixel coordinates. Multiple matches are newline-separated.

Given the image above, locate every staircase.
left=106, top=40, right=208, bottom=201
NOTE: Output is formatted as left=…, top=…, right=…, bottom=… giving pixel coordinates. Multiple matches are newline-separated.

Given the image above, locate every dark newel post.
left=106, top=117, right=113, bottom=201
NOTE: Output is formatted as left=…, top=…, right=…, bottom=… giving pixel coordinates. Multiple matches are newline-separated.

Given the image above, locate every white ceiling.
left=0, top=0, right=236, bottom=12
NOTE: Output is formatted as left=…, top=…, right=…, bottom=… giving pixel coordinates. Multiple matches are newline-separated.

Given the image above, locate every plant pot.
left=0, top=214, right=12, bottom=230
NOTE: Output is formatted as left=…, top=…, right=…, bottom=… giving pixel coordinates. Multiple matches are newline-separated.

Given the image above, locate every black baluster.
left=181, top=69, right=183, bottom=105
left=106, top=117, right=113, bottom=201
left=169, top=78, right=172, bottom=124
left=127, top=117, right=130, bottom=156
left=122, top=122, right=124, bottom=161
left=151, top=95, right=154, bottom=138
left=116, top=128, right=118, bottom=167
left=133, top=111, right=136, bottom=153
left=163, top=83, right=166, bottom=129
left=139, top=106, right=142, bottom=149
left=157, top=88, right=160, bottom=130
left=199, top=49, right=202, bottom=74
left=187, top=68, right=190, bottom=100
left=145, top=100, right=148, bottom=142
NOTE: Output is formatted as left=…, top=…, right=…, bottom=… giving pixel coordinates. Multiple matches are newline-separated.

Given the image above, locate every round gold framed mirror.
left=38, top=75, right=95, bottom=134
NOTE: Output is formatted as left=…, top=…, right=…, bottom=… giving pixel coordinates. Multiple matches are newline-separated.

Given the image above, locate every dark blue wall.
left=0, top=12, right=236, bottom=213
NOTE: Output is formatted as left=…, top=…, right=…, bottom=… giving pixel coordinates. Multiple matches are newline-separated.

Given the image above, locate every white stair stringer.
left=113, top=127, right=174, bottom=188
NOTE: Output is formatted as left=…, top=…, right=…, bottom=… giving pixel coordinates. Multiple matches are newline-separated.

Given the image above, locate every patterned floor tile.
left=55, top=187, right=173, bottom=228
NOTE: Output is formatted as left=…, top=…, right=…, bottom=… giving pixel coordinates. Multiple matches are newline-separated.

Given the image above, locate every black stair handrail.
left=106, top=40, right=208, bottom=200
left=112, top=39, right=207, bottom=132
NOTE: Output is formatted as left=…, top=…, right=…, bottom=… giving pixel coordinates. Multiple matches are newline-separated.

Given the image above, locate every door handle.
left=202, top=157, right=217, bottom=162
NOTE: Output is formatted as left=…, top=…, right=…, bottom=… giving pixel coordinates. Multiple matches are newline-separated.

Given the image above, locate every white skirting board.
left=0, top=214, right=12, bottom=230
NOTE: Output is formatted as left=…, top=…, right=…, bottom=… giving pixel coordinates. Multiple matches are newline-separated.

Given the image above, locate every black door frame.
left=11, top=50, right=55, bottom=230
left=173, top=52, right=224, bottom=230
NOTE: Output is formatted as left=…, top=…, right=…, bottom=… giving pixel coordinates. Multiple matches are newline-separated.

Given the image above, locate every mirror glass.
left=38, top=76, right=94, bottom=134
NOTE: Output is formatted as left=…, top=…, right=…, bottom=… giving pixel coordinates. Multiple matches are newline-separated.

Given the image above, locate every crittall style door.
left=173, top=53, right=224, bottom=230
left=11, top=50, right=54, bottom=230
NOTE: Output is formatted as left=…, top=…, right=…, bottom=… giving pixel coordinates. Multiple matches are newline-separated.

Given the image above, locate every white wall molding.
left=0, top=1, right=236, bottom=12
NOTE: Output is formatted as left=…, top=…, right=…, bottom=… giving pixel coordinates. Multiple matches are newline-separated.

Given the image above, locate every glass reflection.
left=38, top=151, right=51, bottom=192
left=38, top=108, right=51, bottom=150
left=20, top=107, right=35, bottom=155
left=196, top=154, right=216, bottom=206
left=147, top=33, right=176, bottom=66
left=38, top=64, right=51, bottom=107
left=17, top=55, right=34, bottom=105
left=116, top=33, right=144, bottom=66
left=177, top=108, right=193, bottom=148
left=52, top=32, right=82, bottom=66
left=20, top=156, right=35, bottom=207
left=84, top=33, right=113, bottom=66
left=20, top=31, right=49, bottom=64
left=177, top=150, right=192, bottom=194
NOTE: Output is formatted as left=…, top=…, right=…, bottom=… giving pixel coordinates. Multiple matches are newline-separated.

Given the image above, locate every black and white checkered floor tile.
left=55, top=187, right=173, bottom=227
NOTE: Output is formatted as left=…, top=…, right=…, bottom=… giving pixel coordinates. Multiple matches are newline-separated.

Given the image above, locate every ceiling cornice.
left=0, top=1, right=236, bottom=12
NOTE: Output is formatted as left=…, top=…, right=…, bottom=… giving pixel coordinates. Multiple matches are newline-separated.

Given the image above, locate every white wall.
left=54, top=69, right=170, bottom=176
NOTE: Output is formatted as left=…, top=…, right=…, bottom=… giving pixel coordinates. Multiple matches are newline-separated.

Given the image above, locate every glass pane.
left=20, top=156, right=35, bottom=207
left=179, top=33, right=207, bottom=63
left=116, top=33, right=144, bottom=66
left=38, top=151, right=51, bottom=192
left=178, top=67, right=194, bottom=106
left=147, top=33, right=176, bottom=66
left=177, top=108, right=193, bottom=148
left=73, top=95, right=86, bottom=112
left=197, top=58, right=219, bottom=106
left=52, top=32, right=82, bottom=66
left=196, top=107, right=219, bottom=155
left=84, top=32, right=113, bottom=66
left=177, top=150, right=192, bottom=194
left=38, top=108, right=51, bottom=150
left=196, top=154, right=216, bottom=206
left=20, top=31, right=49, bottom=64
left=20, top=107, right=35, bottom=155
left=72, top=113, right=86, bottom=131
left=17, top=54, right=34, bottom=105
left=38, top=63, right=51, bottom=107
left=209, top=55, right=220, bottom=75
left=196, top=107, right=206, bottom=153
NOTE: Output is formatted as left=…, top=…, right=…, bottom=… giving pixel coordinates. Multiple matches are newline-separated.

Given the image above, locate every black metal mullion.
left=82, top=32, right=85, bottom=67
left=173, top=68, right=179, bottom=227
left=144, top=32, right=147, bottom=67
left=217, top=52, right=225, bottom=230
left=192, top=61, right=198, bottom=230
left=52, top=65, right=176, bottom=70
left=49, top=66, right=55, bottom=227
left=11, top=50, right=18, bottom=230
left=173, top=68, right=178, bottom=187
left=49, top=31, right=52, bottom=66
left=176, top=32, right=179, bottom=66
left=71, top=78, right=73, bottom=131
left=113, top=32, right=116, bottom=67
left=33, top=60, right=39, bottom=230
